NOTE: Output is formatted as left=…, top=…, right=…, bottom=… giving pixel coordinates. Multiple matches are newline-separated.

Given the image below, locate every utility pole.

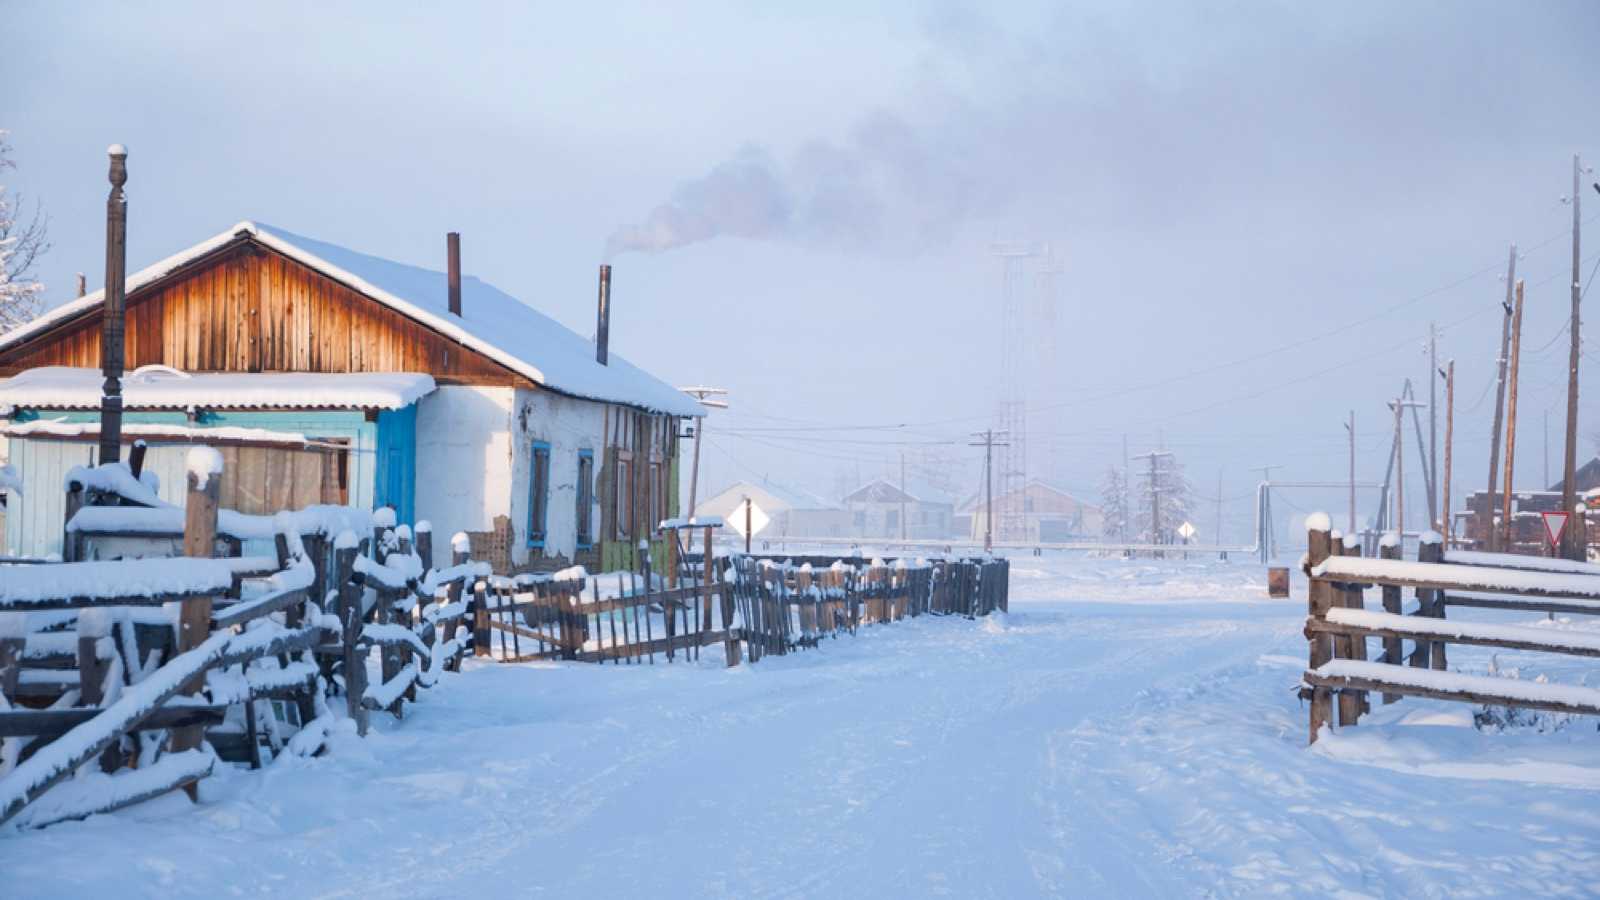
left=1388, top=393, right=1426, bottom=547
left=1484, top=244, right=1517, bottom=548
left=1562, top=154, right=1583, bottom=559
left=1252, top=464, right=1281, bottom=563
left=899, top=451, right=907, bottom=541
left=1544, top=408, right=1550, bottom=489
left=969, top=430, right=1010, bottom=552
left=677, top=387, right=728, bottom=520
left=1214, top=469, right=1224, bottom=549
left=98, top=145, right=129, bottom=466
left=1429, top=322, right=1438, bottom=530
left=1344, top=411, right=1356, bottom=534
left=1501, top=280, right=1525, bottom=551
left=1442, top=360, right=1455, bottom=547
left=1134, top=450, right=1176, bottom=555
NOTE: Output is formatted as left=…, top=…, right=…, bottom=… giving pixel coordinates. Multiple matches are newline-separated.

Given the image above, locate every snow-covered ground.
left=5, top=555, right=1599, bottom=898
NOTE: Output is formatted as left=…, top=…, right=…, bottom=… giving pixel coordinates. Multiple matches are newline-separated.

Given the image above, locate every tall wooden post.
left=1501, top=281, right=1525, bottom=551
left=170, top=450, right=220, bottom=798
left=743, top=496, right=752, bottom=554
left=1484, top=244, right=1517, bottom=548
left=1441, top=360, right=1455, bottom=547
left=1346, top=411, right=1356, bottom=534
left=1562, top=155, right=1584, bottom=560
left=98, top=145, right=129, bottom=466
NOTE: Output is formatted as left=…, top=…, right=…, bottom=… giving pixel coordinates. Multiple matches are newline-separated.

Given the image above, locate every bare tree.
left=0, top=131, right=50, bottom=333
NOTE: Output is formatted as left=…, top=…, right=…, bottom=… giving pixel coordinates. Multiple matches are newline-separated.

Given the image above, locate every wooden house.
left=0, top=221, right=702, bottom=570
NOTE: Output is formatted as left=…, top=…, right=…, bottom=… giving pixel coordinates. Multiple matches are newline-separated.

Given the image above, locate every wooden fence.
left=1300, top=515, right=1600, bottom=744
left=0, top=457, right=488, bottom=831
left=466, top=544, right=1010, bottom=668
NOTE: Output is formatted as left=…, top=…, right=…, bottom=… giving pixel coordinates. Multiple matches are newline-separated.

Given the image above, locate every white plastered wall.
left=507, top=387, right=605, bottom=566
left=414, top=385, right=516, bottom=569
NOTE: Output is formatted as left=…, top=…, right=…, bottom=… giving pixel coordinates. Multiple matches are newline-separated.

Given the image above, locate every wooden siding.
left=0, top=239, right=529, bottom=386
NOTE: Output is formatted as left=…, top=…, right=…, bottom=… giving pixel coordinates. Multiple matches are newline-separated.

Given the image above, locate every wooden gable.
left=0, top=237, right=531, bottom=386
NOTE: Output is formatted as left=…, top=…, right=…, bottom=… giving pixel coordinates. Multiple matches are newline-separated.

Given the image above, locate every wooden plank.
left=1442, top=592, right=1600, bottom=616
left=0, top=705, right=227, bottom=738
left=1308, top=615, right=1600, bottom=659
left=1304, top=669, right=1600, bottom=717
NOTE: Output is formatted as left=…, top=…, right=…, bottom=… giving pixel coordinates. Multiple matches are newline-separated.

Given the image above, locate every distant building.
left=959, top=480, right=1102, bottom=544
left=693, top=480, right=851, bottom=539
left=840, top=479, right=955, bottom=539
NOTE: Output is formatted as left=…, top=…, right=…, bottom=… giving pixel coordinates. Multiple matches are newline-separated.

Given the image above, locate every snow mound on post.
left=1379, top=530, right=1401, bottom=549
left=1304, top=512, right=1332, bottom=533
left=185, top=446, right=224, bottom=490
left=450, top=532, right=471, bottom=553
left=414, top=520, right=432, bottom=534
left=372, top=507, right=396, bottom=529
left=333, top=529, right=360, bottom=551
left=1419, top=530, right=1443, bottom=546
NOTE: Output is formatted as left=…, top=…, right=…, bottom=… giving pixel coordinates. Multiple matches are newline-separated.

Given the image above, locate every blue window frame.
left=576, top=449, right=595, bottom=550
left=527, top=441, right=551, bottom=548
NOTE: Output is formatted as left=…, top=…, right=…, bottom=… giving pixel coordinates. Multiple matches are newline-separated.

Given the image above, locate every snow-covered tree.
left=1132, top=453, right=1193, bottom=544
left=0, top=131, right=49, bottom=334
left=1099, top=465, right=1127, bottom=540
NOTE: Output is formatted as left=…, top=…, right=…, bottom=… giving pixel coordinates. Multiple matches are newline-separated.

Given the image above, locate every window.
left=614, top=450, right=633, bottom=541
left=576, top=449, right=594, bottom=549
left=527, top=441, right=550, bottom=548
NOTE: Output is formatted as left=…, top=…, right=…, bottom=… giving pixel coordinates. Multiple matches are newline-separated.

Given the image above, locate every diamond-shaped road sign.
left=726, top=499, right=770, bottom=538
left=1177, top=521, right=1197, bottom=540
left=1542, top=511, right=1570, bottom=548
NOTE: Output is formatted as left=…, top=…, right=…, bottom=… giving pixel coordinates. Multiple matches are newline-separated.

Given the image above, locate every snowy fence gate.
left=477, top=526, right=734, bottom=666
left=0, top=458, right=491, bottom=830
left=1300, top=516, right=1600, bottom=745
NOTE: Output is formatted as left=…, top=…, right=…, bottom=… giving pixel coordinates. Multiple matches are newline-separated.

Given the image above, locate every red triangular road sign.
left=1542, top=511, right=1570, bottom=547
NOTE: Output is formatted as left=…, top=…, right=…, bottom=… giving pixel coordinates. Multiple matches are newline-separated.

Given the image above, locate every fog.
left=6, top=0, right=1599, bottom=544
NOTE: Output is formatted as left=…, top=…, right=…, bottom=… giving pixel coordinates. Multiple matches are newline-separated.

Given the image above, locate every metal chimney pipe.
left=98, top=144, right=128, bottom=466
left=595, top=264, right=611, bottom=366
left=446, top=232, right=461, bottom=316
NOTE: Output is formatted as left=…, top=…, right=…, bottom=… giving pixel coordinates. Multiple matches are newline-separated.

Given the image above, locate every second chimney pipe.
left=447, top=232, right=461, bottom=316
left=595, top=264, right=611, bottom=366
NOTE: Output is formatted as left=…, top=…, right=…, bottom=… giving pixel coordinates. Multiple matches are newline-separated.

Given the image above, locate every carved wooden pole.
left=98, top=145, right=128, bottom=466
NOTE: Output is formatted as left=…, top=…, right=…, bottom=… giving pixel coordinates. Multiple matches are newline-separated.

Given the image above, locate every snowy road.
left=5, top=557, right=1599, bottom=898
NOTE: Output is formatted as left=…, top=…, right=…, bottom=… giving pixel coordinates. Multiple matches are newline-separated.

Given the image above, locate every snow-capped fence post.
left=472, top=577, right=491, bottom=658
left=61, top=482, right=84, bottom=563
left=1417, top=534, right=1446, bottom=670
left=1331, top=535, right=1366, bottom=726
left=1378, top=534, right=1404, bottom=704
left=168, top=448, right=223, bottom=794
left=332, top=535, right=369, bottom=737
left=1304, top=514, right=1335, bottom=744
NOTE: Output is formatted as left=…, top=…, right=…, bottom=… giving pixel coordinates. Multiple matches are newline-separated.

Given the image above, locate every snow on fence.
left=1299, top=514, right=1600, bottom=745
left=0, top=459, right=490, bottom=831
left=467, top=523, right=1009, bottom=668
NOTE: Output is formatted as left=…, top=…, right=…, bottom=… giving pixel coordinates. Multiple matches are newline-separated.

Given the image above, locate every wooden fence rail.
left=1300, top=514, right=1600, bottom=745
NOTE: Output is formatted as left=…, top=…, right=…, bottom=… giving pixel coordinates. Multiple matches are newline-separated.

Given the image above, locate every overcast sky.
left=6, top=1, right=1600, bottom=544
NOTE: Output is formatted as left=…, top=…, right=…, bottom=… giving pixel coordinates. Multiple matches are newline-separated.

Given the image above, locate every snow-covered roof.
left=2, top=418, right=323, bottom=448
left=0, top=366, right=433, bottom=411
left=699, top=480, right=839, bottom=514
left=0, top=221, right=702, bottom=417
left=842, top=479, right=919, bottom=505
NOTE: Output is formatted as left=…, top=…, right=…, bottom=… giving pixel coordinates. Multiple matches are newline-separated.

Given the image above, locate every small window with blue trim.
left=576, top=449, right=594, bottom=549
left=527, top=441, right=551, bottom=548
